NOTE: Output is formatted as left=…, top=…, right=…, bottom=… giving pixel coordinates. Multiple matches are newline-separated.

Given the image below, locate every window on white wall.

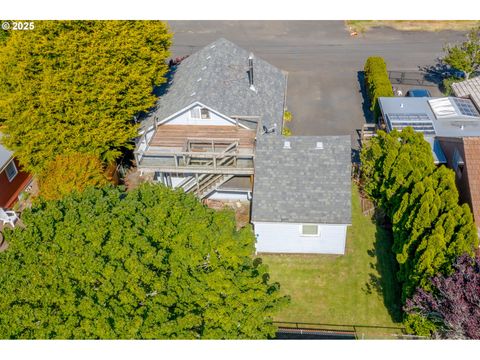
left=201, top=108, right=210, bottom=119
left=190, top=107, right=211, bottom=119
left=5, top=160, right=18, bottom=182
left=300, top=224, right=319, bottom=236
left=190, top=107, right=201, bottom=119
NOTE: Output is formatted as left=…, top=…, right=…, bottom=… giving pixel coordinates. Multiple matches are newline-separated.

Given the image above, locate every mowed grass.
left=261, top=185, right=403, bottom=335
left=346, top=20, right=480, bottom=33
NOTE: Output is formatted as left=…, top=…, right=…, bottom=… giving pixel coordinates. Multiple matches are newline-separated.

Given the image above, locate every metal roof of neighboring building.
left=0, top=134, right=13, bottom=171
left=378, top=96, right=480, bottom=137
left=452, top=76, right=480, bottom=111
left=141, top=38, right=286, bottom=132
left=251, top=135, right=352, bottom=224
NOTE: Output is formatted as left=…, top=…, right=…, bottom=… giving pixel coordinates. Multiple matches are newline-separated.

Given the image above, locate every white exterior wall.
left=207, top=190, right=250, bottom=201
left=253, top=222, right=348, bottom=255
left=162, top=105, right=237, bottom=127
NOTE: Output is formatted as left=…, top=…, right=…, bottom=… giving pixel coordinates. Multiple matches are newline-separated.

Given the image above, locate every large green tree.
left=443, top=27, right=480, bottom=79
left=361, top=128, right=478, bottom=301
left=0, top=21, right=172, bottom=174
left=0, top=185, right=288, bottom=339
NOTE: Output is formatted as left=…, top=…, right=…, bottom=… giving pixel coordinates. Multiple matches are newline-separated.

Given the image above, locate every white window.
left=201, top=108, right=210, bottom=119
left=5, top=160, right=18, bottom=182
left=300, top=224, right=319, bottom=236
left=453, top=148, right=464, bottom=177
left=190, top=107, right=201, bottom=119
left=190, top=107, right=210, bottom=119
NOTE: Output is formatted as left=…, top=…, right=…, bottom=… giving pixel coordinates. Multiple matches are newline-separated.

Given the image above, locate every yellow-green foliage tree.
left=0, top=21, right=172, bottom=174
left=39, top=153, right=109, bottom=200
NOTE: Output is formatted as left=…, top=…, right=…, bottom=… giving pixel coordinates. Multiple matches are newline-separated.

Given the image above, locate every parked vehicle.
left=405, top=89, right=432, bottom=97
left=441, top=68, right=466, bottom=79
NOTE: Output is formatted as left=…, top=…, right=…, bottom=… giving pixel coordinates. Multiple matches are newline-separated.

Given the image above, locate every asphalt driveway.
left=168, top=21, right=467, bottom=145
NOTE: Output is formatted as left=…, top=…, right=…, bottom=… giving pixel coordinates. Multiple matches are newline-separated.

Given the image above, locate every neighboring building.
left=452, top=76, right=480, bottom=111
left=0, top=140, right=32, bottom=209
left=135, top=38, right=352, bottom=254
left=378, top=95, right=480, bottom=231
left=436, top=136, right=480, bottom=231
left=251, top=136, right=352, bottom=254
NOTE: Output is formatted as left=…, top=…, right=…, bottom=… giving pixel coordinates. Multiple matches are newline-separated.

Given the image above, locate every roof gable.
left=142, top=38, right=286, bottom=132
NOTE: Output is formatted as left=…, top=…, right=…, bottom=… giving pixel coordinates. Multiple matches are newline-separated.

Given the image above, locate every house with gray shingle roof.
left=252, top=136, right=351, bottom=254
left=135, top=38, right=352, bottom=254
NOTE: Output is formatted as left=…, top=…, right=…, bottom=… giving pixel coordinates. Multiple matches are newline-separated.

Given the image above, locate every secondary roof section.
left=378, top=96, right=480, bottom=137
left=0, top=134, right=14, bottom=171
left=251, top=135, right=352, bottom=224
left=452, top=76, right=480, bottom=111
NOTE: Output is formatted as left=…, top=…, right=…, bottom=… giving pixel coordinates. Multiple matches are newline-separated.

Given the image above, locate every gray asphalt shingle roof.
left=0, top=134, right=13, bottom=171
left=251, top=135, right=352, bottom=224
left=141, top=38, right=286, bottom=132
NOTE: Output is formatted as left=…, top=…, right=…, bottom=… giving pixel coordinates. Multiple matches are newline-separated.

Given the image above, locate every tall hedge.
left=361, top=128, right=478, bottom=302
left=364, top=57, right=394, bottom=119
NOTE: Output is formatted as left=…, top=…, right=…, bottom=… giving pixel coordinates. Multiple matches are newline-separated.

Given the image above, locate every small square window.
left=300, top=224, right=319, bottom=236
left=5, top=160, right=18, bottom=182
left=201, top=108, right=210, bottom=119
left=190, top=107, right=201, bottom=119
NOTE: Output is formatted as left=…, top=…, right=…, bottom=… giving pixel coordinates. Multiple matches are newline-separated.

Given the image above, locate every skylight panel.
left=452, top=98, right=480, bottom=117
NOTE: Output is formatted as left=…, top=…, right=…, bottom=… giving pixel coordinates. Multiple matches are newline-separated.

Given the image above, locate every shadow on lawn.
left=362, top=214, right=403, bottom=323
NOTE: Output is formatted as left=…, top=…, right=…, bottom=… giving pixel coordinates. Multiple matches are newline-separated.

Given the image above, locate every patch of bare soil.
left=204, top=199, right=251, bottom=229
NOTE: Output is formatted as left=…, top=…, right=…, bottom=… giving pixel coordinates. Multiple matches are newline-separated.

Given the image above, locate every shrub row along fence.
left=364, top=57, right=394, bottom=120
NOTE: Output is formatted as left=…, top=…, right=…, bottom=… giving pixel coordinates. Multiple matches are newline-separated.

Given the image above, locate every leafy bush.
left=441, top=76, right=462, bottom=95
left=38, top=153, right=110, bottom=200
left=282, top=126, right=292, bottom=136
left=405, top=254, right=480, bottom=339
left=364, top=57, right=394, bottom=119
left=283, top=110, right=292, bottom=122
left=0, top=184, right=289, bottom=339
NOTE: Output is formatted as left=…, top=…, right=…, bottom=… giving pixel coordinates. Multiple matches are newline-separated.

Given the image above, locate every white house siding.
left=163, top=175, right=250, bottom=201
left=161, top=105, right=238, bottom=127
left=207, top=190, right=250, bottom=201
left=253, top=222, right=348, bottom=255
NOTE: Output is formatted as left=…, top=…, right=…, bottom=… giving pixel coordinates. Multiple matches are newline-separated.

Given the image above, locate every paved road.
left=168, top=21, right=467, bottom=145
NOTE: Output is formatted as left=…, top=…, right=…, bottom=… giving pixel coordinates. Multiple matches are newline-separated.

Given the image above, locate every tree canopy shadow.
left=357, top=71, right=374, bottom=123
left=363, top=211, right=403, bottom=323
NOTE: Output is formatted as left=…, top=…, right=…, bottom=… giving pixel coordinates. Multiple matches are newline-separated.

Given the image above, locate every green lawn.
left=261, top=185, right=403, bottom=337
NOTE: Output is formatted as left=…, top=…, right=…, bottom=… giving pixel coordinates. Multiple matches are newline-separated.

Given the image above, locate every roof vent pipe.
left=248, top=53, right=256, bottom=91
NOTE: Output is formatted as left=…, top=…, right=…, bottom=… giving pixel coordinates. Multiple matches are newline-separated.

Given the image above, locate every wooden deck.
left=149, top=125, right=256, bottom=149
